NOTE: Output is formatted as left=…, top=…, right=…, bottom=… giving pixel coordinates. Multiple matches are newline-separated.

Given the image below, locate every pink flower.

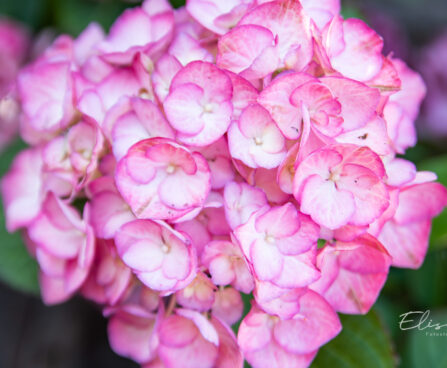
left=158, top=309, right=243, bottom=368
left=77, top=66, right=144, bottom=128
left=384, top=58, right=426, bottom=153
left=228, top=104, right=286, bottom=169
left=82, top=239, right=132, bottom=305
left=234, top=203, right=320, bottom=289
left=212, top=287, right=244, bottom=325
left=115, top=219, right=197, bottom=292
left=258, top=72, right=380, bottom=140
left=373, top=176, right=447, bottom=268
left=107, top=287, right=161, bottom=364
left=157, top=310, right=219, bottom=368
left=238, top=291, right=341, bottom=368
left=293, top=144, right=389, bottom=229
left=219, top=0, right=313, bottom=77
left=115, top=138, right=211, bottom=220
left=109, top=310, right=160, bottom=364
left=223, top=181, right=267, bottom=230
left=97, top=0, right=174, bottom=65
left=301, top=0, right=340, bottom=30
left=164, top=61, right=233, bottom=146
left=1, top=147, right=44, bottom=231
left=195, top=137, right=235, bottom=189
left=18, top=58, right=74, bottom=140
left=187, top=0, right=252, bottom=35
left=2, top=1, right=446, bottom=366
left=176, top=272, right=216, bottom=311
left=103, top=97, right=175, bottom=161
left=321, top=16, right=384, bottom=82
left=311, top=234, right=391, bottom=314
left=89, top=177, right=136, bottom=239
left=27, top=192, right=95, bottom=304
left=202, top=240, right=254, bottom=293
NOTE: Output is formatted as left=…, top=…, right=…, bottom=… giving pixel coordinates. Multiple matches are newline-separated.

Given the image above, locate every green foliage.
left=311, top=311, right=396, bottom=368
left=401, top=309, right=447, bottom=368
left=49, top=0, right=129, bottom=35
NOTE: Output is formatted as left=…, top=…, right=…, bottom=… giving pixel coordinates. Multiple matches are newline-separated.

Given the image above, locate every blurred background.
left=0, top=0, right=446, bottom=367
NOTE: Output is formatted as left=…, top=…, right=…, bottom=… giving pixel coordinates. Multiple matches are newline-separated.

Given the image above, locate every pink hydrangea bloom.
left=238, top=291, right=341, bottom=368
left=311, top=234, right=391, bottom=314
left=115, top=219, right=197, bottom=292
left=2, top=0, right=446, bottom=367
left=115, top=138, right=211, bottom=220
left=27, top=192, right=95, bottom=304
left=293, top=144, right=389, bottom=229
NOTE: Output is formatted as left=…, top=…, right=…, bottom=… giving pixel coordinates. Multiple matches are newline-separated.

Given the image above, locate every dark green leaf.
left=401, top=309, right=447, bottom=368
left=50, top=0, right=129, bottom=35
left=405, top=250, right=447, bottom=308
left=311, top=310, right=396, bottom=368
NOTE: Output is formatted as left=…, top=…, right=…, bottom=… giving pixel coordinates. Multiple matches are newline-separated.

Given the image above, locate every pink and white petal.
left=212, top=288, right=243, bottom=326
left=394, top=183, right=447, bottom=224
left=212, top=316, right=244, bottom=368
left=272, top=250, right=320, bottom=289
left=378, top=220, right=431, bottom=269
left=293, top=148, right=342, bottom=197
left=239, top=0, right=313, bottom=68
left=255, top=203, right=300, bottom=238
left=108, top=313, right=157, bottom=364
left=384, top=158, right=416, bottom=187
left=162, top=235, right=193, bottom=281
left=258, top=73, right=315, bottom=139
left=1, top=148, right=43, bottom=231
left=158, top=155, right=210, bottom=210
left=321, top=76, right=380, bottom=132
left=337, top=164, right=390, bottom=226
left=324, top=268, right=388, bottom=314
left=250, top=239, right=283, bottom=281
left=121, top=239, right=164, bottom=273
left=217, top=25, right=276, bottom=77
left=228, top=122, right=257, bottom=168
left=176, top=101, right=233, bottom=146
left=164, top=83, right=206, bottom=135
left=299, top=175, right=355, bottom=229
left=336, top=115, right=391, bottom=155
left=330, top=19, right=383, bottom=82
left=273, top=289, right=341, bottom=354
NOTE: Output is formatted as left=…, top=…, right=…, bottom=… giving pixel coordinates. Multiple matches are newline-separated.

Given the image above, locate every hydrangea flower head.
left=2, top=0, right=446, bottom=367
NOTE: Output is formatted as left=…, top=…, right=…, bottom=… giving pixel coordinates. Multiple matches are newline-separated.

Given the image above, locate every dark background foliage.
left=0, top=0, right=446, bottom=367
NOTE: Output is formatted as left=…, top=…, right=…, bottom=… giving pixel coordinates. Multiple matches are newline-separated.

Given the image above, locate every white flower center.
left=166, top=164, right=176, bottom=174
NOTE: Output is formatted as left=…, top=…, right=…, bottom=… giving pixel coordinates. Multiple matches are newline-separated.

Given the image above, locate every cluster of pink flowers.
left=2, top=0, right=447, bottom=367
left=0, top=17, right=29, bottom=151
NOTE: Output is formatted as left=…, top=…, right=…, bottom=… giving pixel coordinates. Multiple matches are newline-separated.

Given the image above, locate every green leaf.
left=405, top=250, right=447, bottom=308
left=0, top=0, right=49, bottom=30
left=401, top=309, right=447, bottom=368
left=311, top=310, right=396, bottom=368
left=170, top=0, right=186, bottom=8
left=0, top=140, right=39, bottom=294
left=50, top=0, right=129, bottom=35
left=0, top=209, right=39, bottom=294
